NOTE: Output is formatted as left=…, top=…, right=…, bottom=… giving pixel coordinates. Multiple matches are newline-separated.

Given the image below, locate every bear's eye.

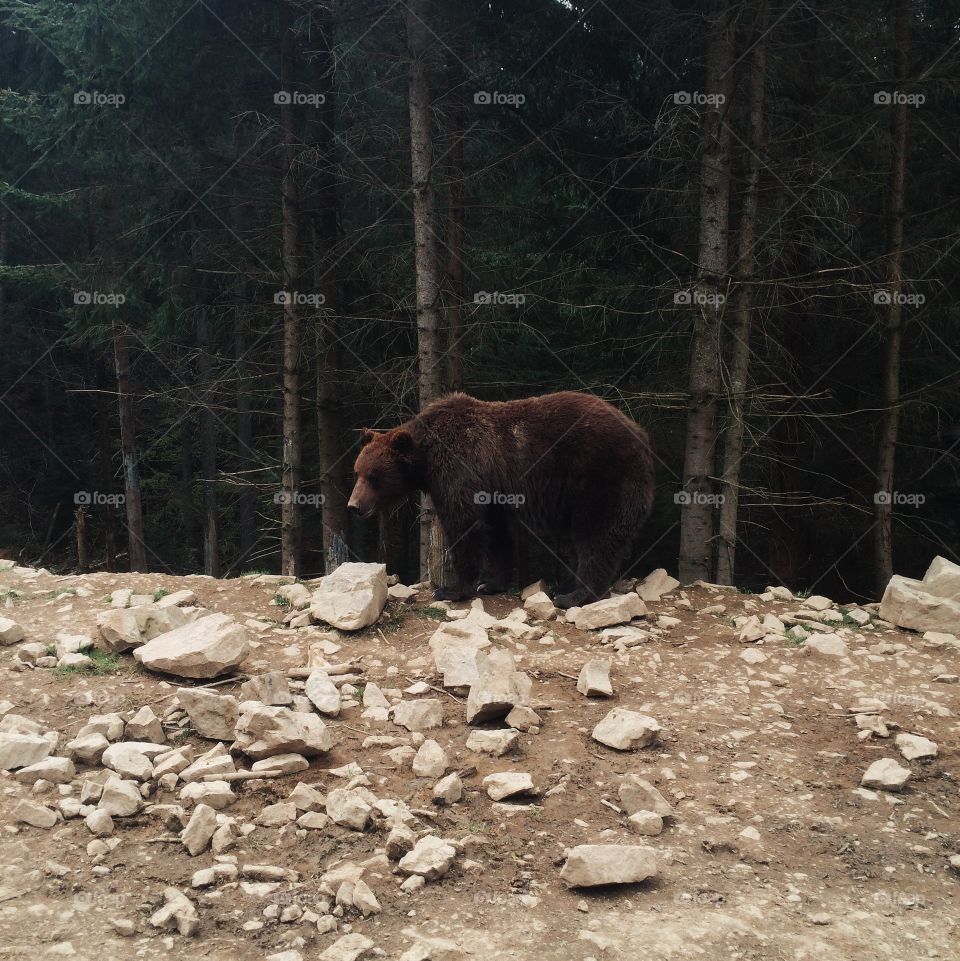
left=367, top=472, right=380, bottom=489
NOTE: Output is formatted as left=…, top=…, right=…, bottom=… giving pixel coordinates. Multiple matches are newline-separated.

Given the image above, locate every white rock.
left=895, top=733, right=937, bottom=761
left=802, top=595, right=834, bottom=611
left=181, top=803, right=218, bottom=855
left=880, top=563, right=960, bottom=634
left=576, top=659, right=613, bottom=697
left=84, top=809, right=114, bottom=836
left=12, top=799, right=59, bottom=828
left=149, top=887, right=199, bottom=937
left=393, top=699, right=444, bottom=732
left=326, top=788, right=373, bottom=830
left=0, top=732, right=55, bottom=770
left=592, top=708, right=660, bottom=750
left=177, top=688, right=240, bottom=740
left=412, top=739, right=448, bottom=778
left=233, top=704, right=334, bottom=759
left=627, top=811, right=663, bottom=836
left=305, top=670, right=342, bottom=716
left=618, top=774, right=672, bottom=816
left=482, top=771, right=536, bottom=801
left=102, top=743, right=156, bottom=781
left=15, top=756, right=75, bottom=784
left=802, top=634, right=849, bottom=657
left=432, top=772, right=462, bottom=805
left=0, top=617, right=25, bottom=645
left=179, top=743, right=234, bottom=782
left=310, top=562, right=388, bottom=631
left=97, top=777, right=144, bottom=817
left=252, top=753, right=309, bottom=774
left=278, top=582, right=312, bottom=609
left=573, top=593, right=646, bottom=631
left=179, top=780, right=235, bottom=810
left=560, top=844, right=657, bottom=887
left=256, top=802, right=298, bottom=826
left=740, top=648, right=767, bottom=665
left=635, top=569, right=680, bottom=602
left=134, top=612, right=249, bottom=679
left=523, top=591, right=557, bottom=620
left=318, top=933, right=374, bottom=961
left=239, top=672, right=293, bottom=705
left=466, top=649, right=527, bottom=724
left=352, top=879, right=381, bottom=916
left=861, top=758, right=911, bottom=792
left=465, top=729, right=519, bottom=756
left=388, top=584, right=418, bottom=603
left=505, top=706, right=540, bottom=731
left=398, top=835, right=457, bottom=880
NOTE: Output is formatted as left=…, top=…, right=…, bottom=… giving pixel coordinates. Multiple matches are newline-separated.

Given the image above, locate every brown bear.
left=347, top=391, right=655, bottom=608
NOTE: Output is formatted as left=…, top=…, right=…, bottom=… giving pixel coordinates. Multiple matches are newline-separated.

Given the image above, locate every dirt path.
left=0, top=565, right=957, bottom=960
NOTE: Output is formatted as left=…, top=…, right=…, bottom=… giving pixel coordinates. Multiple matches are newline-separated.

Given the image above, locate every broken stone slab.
left=482, top=771, right=536, bottom=801
left=177, top=688, right=240, bottom=740
left=802, top=634, right=849, bottom=657
left=239, top=672, right=293, bottom=705
left=255, top=803, right=298, bottom=826
left=465, top=729, right=519, bottom=756
left=15, top=756, right=75, bottom=785
left=505, top=706, right=540, bottom=731
left=179, top=781, right=235, bottom=810
left=326, top=787, right=374, bottom=831
left=0, top=732, right=56, bottom=770
left=627, top=811, right=664, bottom=836
left=880, top=562, right=960, bottom=634
left=466, top=649, right=527, bottom=724
left=134, top=613, right=249, bottom=679
left=592, top=708, right=660, bottom=751
left=523, top=591, right=557, bottom=620
left=305, top=670, right=342, bottom=717
left=432, top=772, right=462, bottom=805
left=150, top=887, right=200, bottom=937
left=277, top=582, right=312, bottom=609
left=618, top=774, right=672, bottom=817
left=309, top=562, right=388, bottom=631
left=895, top=732, right=938, bottom=760
left=233, top=703, right=334, bottom=759
left=433, top=642, right=482, bottom=689
left=398, top=835, right=457, bottom=880
left=98, top=777, right=144, bottom=817
left=388, top=584, right=418, bottom=603
left=12, top=799, right=59, bottom=828
left=102, top=742, right=165, bottom=781
left=920, top=555, right=960, bottom=599
left=318, top=933, right=375, bottom=961
left=392, top=699, right=444, bottom=732
left=861, top=758, right=911, bottom=792
left=126, top=706, right=165, bottom=743
left=560, top=844, right=657, bottom=887
left=181, top=803, right=219, bottom=855
left=635, top=569, right=680, bottom=602
left=412, top=739, right=448, bottom=778
left=572, top=593, right=646, bottom=631
left=0, top=616, right=25, bottom=646
left=801, top=595, right=834, bottom=611
left=577, top=659, right=613, bottom=697
left=76, top=713, right=124, bottom=741
left=178, top=743, right=235, bottom=782
left=253, top=753, right=309, bottom=774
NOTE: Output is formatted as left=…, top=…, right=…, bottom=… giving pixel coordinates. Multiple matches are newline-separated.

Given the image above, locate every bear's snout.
left=347, top=480, right=376, bottom=518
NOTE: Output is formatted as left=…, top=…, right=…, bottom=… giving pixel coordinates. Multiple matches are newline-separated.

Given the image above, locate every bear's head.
left=348, top=427, right=421, bottom=518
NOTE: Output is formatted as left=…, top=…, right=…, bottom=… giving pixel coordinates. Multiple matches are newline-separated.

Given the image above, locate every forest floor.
left=0, top=564, right=958, bottom=961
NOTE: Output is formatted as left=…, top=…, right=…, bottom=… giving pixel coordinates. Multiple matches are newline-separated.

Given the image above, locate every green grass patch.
left=53, top=649, right=122, bottom=677
left=274, top=593, right=291, bottom=608
left=153, top=588, right=170, bottom=601
left=417, top=605, right=447, bottom=621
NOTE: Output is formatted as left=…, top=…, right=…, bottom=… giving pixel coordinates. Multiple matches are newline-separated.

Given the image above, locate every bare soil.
left=0, top=566, right=957, bottom=960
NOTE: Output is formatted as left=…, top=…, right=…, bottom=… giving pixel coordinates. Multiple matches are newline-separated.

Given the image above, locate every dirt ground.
left=0, top=564, right=957, bottom=961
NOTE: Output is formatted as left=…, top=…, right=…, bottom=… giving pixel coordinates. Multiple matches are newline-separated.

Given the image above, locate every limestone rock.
left=177, top=688, right=240, bottom=740
left=577, top=659, right=613, bottom=697
left=523, top=591, right=557, bottom=620
left=861, top=757, right=911, bottom=791
left=233, top=704, right=334, bottom=759
left=398, top=835, right=457, bottom=880
left=98, top=777, right=144, bottom=817
left=305, top=670, right=342, bottom=717
left=180, top=780, right=235, bottom=810
left=592, top=708, right=660, bottom=750
left=466, top=650, right=527, bottom=724
left=432, top=772, right=462, bottom=805
left=0, top=617, right=25, bottom=646
left=393, top=699, right=444, bottom=732
left=12, top=799, right=59, bottom=828
left=134, top=613, right=249, bottom=679
left=181, top=803, right=218, bottom=855
left=636, top=569, right=680, bottom=602
left=895, top=732, right=938, bottom=761
left=802, top=634, right=849, bottom=657
left=412, top=739, right=448, bottom=778
left=149, top=887, right=200, bottom=937
left=318, top=934, right=374, bottom=961
left=880, top=558, right=960, bottom=634
left=482, top=771, right=536, bottom=800
left=627, top=811, right=664, bottom=836
left=326, top=787, right=373, bottom=830
left=15, top=756, right=75, bottom=785
left=239, top=672, right=293, bottom=705
left=465, top=729, right=519, bottom=757
left=560, top=844, right=657, bottom=887
left=310, top=562, right=388, bottom=631
left=573, top=593, right=646, bottom=631
left=0, top=732, right=55, bottom=770
left=618, top=774, right=672, bottom=817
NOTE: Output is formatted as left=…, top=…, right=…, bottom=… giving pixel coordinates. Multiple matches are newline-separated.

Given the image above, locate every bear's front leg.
left=432, top=518, right=484, bottom=602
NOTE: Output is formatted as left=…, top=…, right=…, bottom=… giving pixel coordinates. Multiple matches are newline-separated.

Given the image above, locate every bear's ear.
left=390, top=429, right=414, bottom=453
left=359, top=428, right=377, bottom=448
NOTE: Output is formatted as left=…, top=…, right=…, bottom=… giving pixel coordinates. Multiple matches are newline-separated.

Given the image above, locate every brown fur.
left=348, top=391, right=655, bottom=607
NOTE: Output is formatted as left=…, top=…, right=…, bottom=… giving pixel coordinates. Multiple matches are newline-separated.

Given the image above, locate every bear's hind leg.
left=433, top=518, right=484, bottom=602
left=477, top=510, right=514, bottom=595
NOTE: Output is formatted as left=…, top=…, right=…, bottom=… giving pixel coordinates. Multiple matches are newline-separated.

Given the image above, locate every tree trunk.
left=407, top=0, right=445, bottom=582
left=446, top=24, right=466, bottom=391
left=716, top=0, right=768, bottom=586
left=112, top=320, right=147, bottom=571
left=197, top=308, right=219, bottom=577
left=179, top=419, right=196, bottom=565
left=95, top=362, right=117, bottom=571
left=678, top=0, right=734, bottom=584
left=75, top=507, right=88, bottom=573
left=874, top=0, right=910, bottom=597
left=234, top=304, right=256, bottom=568
left=279, top=4, right=302, bottom=577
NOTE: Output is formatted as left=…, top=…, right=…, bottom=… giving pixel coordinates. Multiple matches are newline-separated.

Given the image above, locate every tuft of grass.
left=785, top=628, right=806, bottom=647
left=467, top=820, right=489, bottom=834
left=45, top=643, right=57, bottom=656
left=528, top=805, right=543, bottom=820
left=54, top=649, right=122, bottom=678
left=417, top=605, right=447, bottom=621
left=153, top=588, right=170, bottom=601
left=274, top=593, right=291, bottom=608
